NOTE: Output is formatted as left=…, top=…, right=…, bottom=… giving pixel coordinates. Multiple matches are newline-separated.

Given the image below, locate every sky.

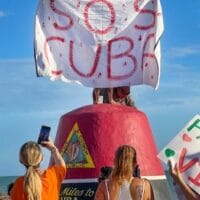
left=0, top=0, right=200, bottom=176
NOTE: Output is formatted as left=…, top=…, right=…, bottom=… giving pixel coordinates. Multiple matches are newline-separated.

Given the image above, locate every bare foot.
left=110, top=99, right=120, bottom=105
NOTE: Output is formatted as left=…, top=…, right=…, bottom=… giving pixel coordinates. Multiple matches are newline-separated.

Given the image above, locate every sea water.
left=0, top=176, right=18, bottom=194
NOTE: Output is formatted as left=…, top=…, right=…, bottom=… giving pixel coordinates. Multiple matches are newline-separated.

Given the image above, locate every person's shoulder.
left=131, top=177, right=152, bottom=189
left=130, top=178, right=145, bottom=197
left=142, top=177, right=151, bottom=182
left=98, top=179, right=109, bottom=191
left=43, top=165, right=66, bottom=178
left=11, top=176, right=24, bottom=197
left=130, top=177, right=154, bottom=199
left=98, top=179, right=107, bottom=187
left=14, top=176, right=24, bottom=184
left=95, top=180, right=108, bottom=200
left=46, top=164, right=66, bottom=171
left=131, top=177, right=144, bottom=185
left=142, top=178, right=152, bottom=187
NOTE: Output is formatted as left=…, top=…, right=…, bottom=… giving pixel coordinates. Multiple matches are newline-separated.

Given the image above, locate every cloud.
left=0, top=10, right=6, bottom=17
left=0, top=58, right=33, bottom=64
left=133, top=63, right=200, bottom=114
left=0, top=57, right=92, bottom=121
left=0, top=57, right=198, bottom=129
left=163, top=62, right=187, bottom=71
left=0, top=58, right=35, bottom=83
left=165, top=45, right=200, bottom=58
left=0, top=109, right=66, bottom=119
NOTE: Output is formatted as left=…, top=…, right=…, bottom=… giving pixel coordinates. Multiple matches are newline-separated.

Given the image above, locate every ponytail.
left=24, top=166, right=42, bottom=200
left=20, top=141, right=42, bottom=200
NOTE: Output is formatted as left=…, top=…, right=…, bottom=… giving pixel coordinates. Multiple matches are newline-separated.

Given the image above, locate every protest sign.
left=158, top=115, right=200, bottom=194
left=34, top=0, right=164, bottom=88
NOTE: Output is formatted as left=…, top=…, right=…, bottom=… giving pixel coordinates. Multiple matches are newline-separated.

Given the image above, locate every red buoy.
left=52, top=104, right=171, bottom=199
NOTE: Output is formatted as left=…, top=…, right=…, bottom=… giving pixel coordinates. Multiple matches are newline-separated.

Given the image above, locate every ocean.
left=0, top=176, right=18, bottom=194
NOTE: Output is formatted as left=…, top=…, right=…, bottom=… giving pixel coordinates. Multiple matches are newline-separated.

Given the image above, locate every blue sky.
left=0, top=0, right=200, bottom=176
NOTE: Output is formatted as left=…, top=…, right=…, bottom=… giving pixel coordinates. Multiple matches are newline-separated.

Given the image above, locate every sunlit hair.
left=19, top=141, right=42, bottom=200
left=111, top=145, right=136, bottom=185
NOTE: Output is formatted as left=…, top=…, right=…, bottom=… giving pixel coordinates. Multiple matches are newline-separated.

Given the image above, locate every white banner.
left=34, top=0, right=164, bottom=88
left=158, top=115, right=200, bottom=195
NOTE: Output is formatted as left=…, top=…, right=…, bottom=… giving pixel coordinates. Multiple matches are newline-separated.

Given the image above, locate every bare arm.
left=144, top=179, right=154, bottom=200
left=42, top=140, right=66, bottom=167
left=169, top=161, right=200, bottom=200
left=94, top=182, right=106, bottom=200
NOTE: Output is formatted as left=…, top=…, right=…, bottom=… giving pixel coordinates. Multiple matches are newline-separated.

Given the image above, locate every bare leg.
left=107, top=88, right=118, bottom=104
left=93, top=88, right=100, bottom=104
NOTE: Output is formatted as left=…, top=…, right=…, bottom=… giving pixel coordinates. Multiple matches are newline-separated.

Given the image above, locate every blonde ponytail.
left=20, top=141, right=42, bottom=200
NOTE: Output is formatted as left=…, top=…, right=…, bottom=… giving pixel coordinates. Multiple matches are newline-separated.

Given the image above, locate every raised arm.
left=42, top=140, right=66, bottom=167
left=169, top=161, right=200, bottom=200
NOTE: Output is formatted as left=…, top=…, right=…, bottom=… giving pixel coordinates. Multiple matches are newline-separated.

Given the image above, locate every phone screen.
left=37, top=125, right=51, bottom=144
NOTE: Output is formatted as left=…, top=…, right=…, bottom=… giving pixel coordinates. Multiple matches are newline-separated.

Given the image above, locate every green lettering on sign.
left=187, top=119, right=200, bottom=132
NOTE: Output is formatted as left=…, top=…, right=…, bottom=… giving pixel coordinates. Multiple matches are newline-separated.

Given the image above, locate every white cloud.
left=0, top=109, right=65, bottom=118
left=0, top=58, right=33, bottom=64
left=166, top=46, right=200, bottom=58
left=133, top=64, right=200, bottom=114
left=137, top=93, right=200, bottom=117
left=163, top=63, right=187, bottom=71
left=0, top=11, right=6, bottom=17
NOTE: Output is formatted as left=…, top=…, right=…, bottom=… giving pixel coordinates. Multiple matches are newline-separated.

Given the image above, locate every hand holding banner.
left=158, top=115, right=200, bottom=195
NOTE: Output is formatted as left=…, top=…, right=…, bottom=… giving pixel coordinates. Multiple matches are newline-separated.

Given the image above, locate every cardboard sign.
left=34, top=0, right=164, bottom=88
left=158, top=115, right=200, bottom=194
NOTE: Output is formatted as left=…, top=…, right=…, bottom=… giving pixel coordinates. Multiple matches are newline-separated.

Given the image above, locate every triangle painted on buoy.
left=61, top=122, right=95, bottom=168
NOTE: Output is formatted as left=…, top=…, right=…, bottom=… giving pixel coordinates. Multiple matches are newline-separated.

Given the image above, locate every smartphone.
left=37, top=125, right=51, bottom=144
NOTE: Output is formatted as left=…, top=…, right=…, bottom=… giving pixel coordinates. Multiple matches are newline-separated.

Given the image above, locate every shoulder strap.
left=104, top=180, right=110, bottom=200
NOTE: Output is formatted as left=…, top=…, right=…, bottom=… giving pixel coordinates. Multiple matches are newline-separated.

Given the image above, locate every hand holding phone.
left=37, top=125, right=51, bottom=144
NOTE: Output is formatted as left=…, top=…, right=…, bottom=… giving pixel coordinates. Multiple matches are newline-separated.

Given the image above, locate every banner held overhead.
left=34, top=0, right=164, bottom=88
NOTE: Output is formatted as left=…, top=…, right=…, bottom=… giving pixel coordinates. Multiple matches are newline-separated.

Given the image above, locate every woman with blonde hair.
left=95, top=145, right=154, bottom=200
left=11, top=140, right=66, bottom=200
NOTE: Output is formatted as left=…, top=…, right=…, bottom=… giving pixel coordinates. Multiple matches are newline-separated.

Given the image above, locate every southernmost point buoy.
left=52, top=104, right=172, bottom=200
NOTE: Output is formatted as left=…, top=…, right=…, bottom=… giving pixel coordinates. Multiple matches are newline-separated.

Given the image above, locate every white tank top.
left=105, top=178, right=145, bottom=200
